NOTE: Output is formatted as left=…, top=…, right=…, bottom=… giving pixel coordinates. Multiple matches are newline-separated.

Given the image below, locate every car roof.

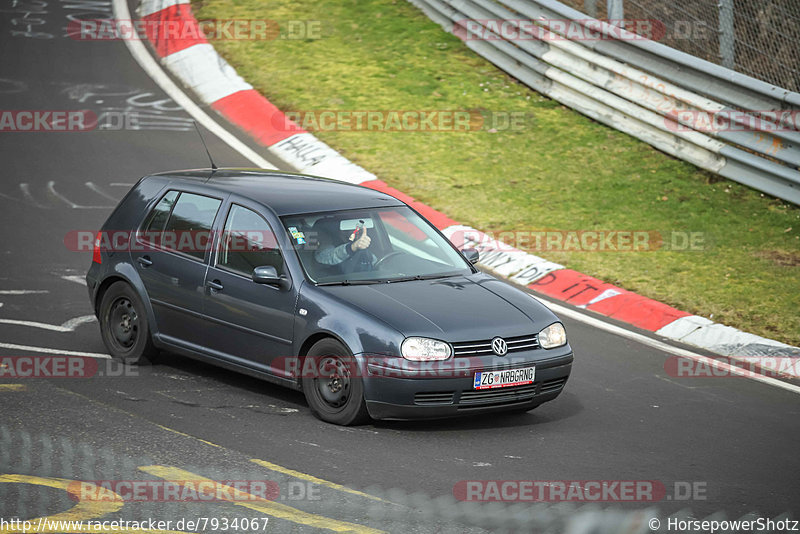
left=147, top=168, right=405, bottom=216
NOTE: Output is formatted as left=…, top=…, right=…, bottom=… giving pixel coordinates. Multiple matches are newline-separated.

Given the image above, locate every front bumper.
left=362, top=352, right=572, bottom=420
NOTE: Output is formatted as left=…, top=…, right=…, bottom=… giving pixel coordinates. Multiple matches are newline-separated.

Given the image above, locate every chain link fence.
left=565, top=0, right=800, bottom=92
left=0, top=426, right=661, bottom=533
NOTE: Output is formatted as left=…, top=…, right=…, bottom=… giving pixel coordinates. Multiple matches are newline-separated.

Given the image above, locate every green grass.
left=192, top=0, right=800, bottom=345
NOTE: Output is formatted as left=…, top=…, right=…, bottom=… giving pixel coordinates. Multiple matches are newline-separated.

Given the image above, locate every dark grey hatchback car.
left=86, top=169, right=573, bottom=425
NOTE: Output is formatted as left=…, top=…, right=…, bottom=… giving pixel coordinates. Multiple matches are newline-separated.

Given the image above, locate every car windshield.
left=282, top=206, right=473, bottom=284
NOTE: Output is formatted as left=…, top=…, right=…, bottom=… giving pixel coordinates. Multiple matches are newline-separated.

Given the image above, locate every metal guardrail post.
left=606, top=0, right=623, bottom=22
left=718, top=0, right=735, bottom=69
left=583, top=0, right=596, bottom=18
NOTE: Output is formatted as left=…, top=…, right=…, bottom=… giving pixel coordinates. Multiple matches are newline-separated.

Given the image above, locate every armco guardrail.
left=408, top=0, right=800, bottom=205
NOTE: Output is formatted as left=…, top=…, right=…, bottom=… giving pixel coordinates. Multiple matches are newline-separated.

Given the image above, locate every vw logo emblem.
left=491, top=337, right=508, bottom=356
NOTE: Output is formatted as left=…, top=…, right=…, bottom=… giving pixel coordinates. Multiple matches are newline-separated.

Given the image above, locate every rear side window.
left=141, top=190, right=179, bottom=247
left=162, top=193, right=222, bottom=260
left=218, top=204, right=284, bottom=276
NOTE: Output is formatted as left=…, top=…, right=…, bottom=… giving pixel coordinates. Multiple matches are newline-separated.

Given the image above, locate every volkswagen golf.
left=86, top=169, right=573, bottom=425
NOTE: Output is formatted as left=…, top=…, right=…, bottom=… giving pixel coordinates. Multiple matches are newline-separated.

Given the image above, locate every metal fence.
left=566, top=0, right=800, bottom=92
left=0, top=426, right=661, bottom=533
left=3, top=426, right=793, bottom=533
left=408, top=0, right=800, bottom=205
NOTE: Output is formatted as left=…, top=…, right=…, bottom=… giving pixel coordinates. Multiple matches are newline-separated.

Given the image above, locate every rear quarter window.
left=140, top=190, right=179, bottom=247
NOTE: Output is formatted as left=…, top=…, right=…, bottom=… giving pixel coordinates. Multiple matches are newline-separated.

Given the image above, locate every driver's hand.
left=351, top=228, right=371, bottom=251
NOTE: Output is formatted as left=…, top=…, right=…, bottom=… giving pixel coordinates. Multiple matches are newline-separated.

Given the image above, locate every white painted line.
left=0, top=342, right=110, bottom=359
left=112, top=0, right=276, bottom=170
left=0, top=290, right=48, bottom=295
left=47, top=181, right=111, bottom=209
left=19, top=183, right=48, bottom=209
left=60, top=275, right=87, bottom=286
left=85, top=182, right=119, bottom=201
left=0, top=315, right=96, bottom=333
left=48, top=180, right=77, bottom=208
left=533, top=295, right=800, bottom=395
left=110, top=183, right=134, bottom=187
left=61, top=315, right=97, bottom=330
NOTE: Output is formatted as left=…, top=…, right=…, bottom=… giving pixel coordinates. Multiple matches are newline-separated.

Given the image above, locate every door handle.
left=207, top=280, right=224, bottom=291
left=137, top=256, right=153, bottom=267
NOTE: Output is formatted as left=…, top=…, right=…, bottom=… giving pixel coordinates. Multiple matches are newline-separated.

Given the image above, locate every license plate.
left=473, top=366, right=535, bottom=390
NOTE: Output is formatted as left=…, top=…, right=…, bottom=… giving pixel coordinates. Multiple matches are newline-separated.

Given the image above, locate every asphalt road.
left=1, top=1, right=799, bottom=532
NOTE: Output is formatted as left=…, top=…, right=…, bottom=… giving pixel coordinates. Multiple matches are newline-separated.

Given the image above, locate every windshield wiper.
left=316, top=279, right=385, bottom=286
left=386, top=273, right=461, bottom=283
left=317, top=273, right=463, bottom=286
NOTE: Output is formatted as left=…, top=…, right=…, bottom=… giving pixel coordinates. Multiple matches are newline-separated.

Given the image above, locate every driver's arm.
left=314, top=227, right=371, bottom=265
left=314, top=243, right=353, bottom=265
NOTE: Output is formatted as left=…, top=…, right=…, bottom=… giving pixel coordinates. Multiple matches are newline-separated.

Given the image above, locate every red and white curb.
left=134, top=0, right=799, bottom=376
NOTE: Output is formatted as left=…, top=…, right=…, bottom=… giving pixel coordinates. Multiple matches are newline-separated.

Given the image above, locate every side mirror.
left=252, top=266, right=290, bottom=289
left=462, top=248, right=480, bottom=265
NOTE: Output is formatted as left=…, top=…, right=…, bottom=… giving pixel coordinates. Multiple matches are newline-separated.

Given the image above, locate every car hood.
left=318, top=273, right=558, bottom=341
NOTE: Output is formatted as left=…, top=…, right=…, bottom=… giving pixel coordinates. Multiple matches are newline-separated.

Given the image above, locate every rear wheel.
left=99, top=281, right=158, bottom=365
left=301, top=339, right=370, bottom=425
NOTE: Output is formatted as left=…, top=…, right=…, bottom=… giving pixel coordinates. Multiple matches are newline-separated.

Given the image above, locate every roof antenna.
left=193, top=121, right=218, bottom=171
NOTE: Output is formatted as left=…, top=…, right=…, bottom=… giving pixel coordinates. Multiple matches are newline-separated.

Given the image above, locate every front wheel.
left=99, top=281, right=158, bottom=365
left=301, top=339, right=370, bottom=425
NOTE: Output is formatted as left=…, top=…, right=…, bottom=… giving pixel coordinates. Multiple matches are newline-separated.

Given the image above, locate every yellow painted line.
left=139, top=466, right=385, bottom=534
left=0, top=474, right=192, bottom=534
left=154, top=424, right=223, bottom=450
left=0, top=474, right=123, bottom=522
left=250, top=459, right=386, bottom=503
left=155, top=424, right=387, bottom=504
left=0, top=384, right=26, bottom=391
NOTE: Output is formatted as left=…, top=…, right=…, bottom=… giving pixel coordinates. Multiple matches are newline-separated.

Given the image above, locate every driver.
left=315, top=223, right=375, bottom=271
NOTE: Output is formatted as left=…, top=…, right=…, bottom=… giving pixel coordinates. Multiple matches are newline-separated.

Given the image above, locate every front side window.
left=161, top=192, right=222, bottom=260
left=218, top=204, right=283, bottom=277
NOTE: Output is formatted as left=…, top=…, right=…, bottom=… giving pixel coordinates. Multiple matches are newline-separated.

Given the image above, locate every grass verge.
left=192, top=0, right=800, bottom=345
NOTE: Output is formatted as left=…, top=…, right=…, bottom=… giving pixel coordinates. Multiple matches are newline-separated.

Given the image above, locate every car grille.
left=451, top=334, right=539, bottom=357
left=459, top=383, right=537, bottom=404
left=540, top=377, right=567, bottom=394
left=413, top=391, right=455, bottom=405
left=412, top=377, right=567, bottom=407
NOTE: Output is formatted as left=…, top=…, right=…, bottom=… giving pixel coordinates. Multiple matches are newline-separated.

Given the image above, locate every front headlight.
left=401, top=337, right=452, bottom=361
left=538, top=322, right=567, bottom=349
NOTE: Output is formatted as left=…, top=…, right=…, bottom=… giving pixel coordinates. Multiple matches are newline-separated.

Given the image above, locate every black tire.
left=99, top=281, right=158, bottom=365
left=301, top=339, right=370, bottom=426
